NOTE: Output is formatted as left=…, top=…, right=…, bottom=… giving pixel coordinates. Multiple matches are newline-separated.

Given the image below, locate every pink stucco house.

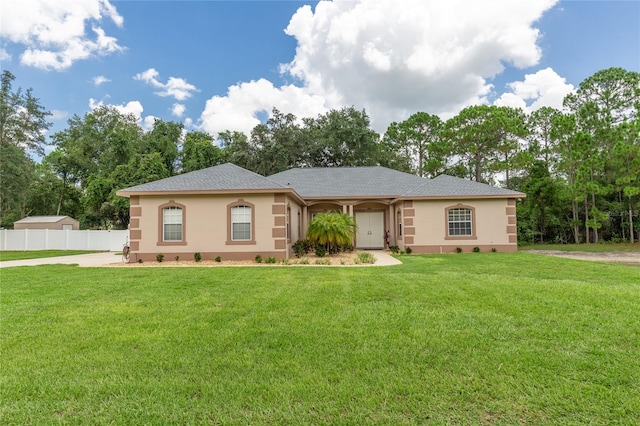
left=117, top=163, right=525, bottom=261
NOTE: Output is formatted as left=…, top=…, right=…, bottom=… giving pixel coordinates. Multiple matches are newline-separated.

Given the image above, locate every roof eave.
left=117, top=187, right=306, bottom=204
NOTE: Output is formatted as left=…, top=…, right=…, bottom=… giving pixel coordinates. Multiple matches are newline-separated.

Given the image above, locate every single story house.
left=117, top=163, right=525, bottom=261
left=13, top=215, right=80, bottom=230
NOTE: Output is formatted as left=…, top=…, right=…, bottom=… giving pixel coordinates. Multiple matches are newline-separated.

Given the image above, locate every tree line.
left=1, top=68, right=638, bottom=243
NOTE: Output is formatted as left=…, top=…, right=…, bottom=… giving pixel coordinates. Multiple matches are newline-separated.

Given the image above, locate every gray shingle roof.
left=118, top=163, right=524, bottom=199
left=268, top=167, right=523, bottom=198
left=268, top=166, right=429, bottom=197
left=404, top=174, right=524, bottom=197
left=119, top=163, right=286, bottom=193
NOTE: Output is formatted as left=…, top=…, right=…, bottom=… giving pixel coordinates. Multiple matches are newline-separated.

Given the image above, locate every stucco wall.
left=401, top=198, right=517, bottom=253
left=131, top=193, right=303, bottom=261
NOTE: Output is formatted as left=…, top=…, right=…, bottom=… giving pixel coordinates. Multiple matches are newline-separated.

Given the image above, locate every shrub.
left=307, top=212, right=357, bottom=254
left=174, top=255, right=180, bottom=262
left=491, top=247, right=497, bottom=253
left=473, top=246, right=480, bottom=253
left=339, top=242, right=354, bottom=253
left=456, top=247, right=463, bottom=253
left=215, top=256, right=221, bottom=262
left=314, top=244, right=327, bottom=258
left=405, top=246, right=412, bottom=254
left=194, top=252, right=202, bottom=262
left=315, top=258, right=331, bottom=265
left=137, top=258, right=143, bottom=263
left=255, top=255, right=263, bottom=263
left=156, top=253, right=164, bottom=263
left=298, top=257, right=310, bottom=265
left=292, top=239, right=314, bottom=257
left=354, top=251, right=376, bottom=264
left=265, top=256, right=277, bottom=264
left=281, top=258, right=290, bottom=265
left=389, top=245, right=400, bottom=254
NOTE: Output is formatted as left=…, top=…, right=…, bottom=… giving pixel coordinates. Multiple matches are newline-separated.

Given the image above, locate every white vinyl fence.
left=0, top=229, right=129, bottom=252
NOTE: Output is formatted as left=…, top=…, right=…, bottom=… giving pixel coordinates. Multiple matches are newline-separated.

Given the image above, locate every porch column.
left=389, top=204, right=395, bottom=245
left=302, top=205, right=308, bottom=239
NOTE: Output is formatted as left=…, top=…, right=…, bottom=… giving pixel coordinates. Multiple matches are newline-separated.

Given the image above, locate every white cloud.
left=89, top=97, right=146, bottom=124
left=51, top=110, right=69, bottom=121
left=92, top=75, right=111, bottom=86
left=134, top=68, right=199, bottom=101
left=0, top=48, right=11, bottom=62
left=199, top=78, right=329, bottom=136
left=199, top=0, right=559, bottom=134
left=171, top=103, right=186, bottom=118
left=0, top=0, right=125, bottom=71
left=494, top=67, right=575, bottom=112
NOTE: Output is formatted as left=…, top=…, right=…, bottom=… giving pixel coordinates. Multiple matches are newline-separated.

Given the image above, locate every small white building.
left=13, top=216, right=80, bottom=230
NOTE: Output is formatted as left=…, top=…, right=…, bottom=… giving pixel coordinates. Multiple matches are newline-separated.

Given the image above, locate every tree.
left=51, top=106, right=143, bottom=188
left=0, top=143, right=34, bottom=227
left=182, top=131, right=227, bottom=172
left=0, top=70, right=52, bottom=155
left=526, top=106, right=561, bottom=171
left=304, top=107, right=381, bottom=168
left=142, top=119, right=183, bottom=176
left=562, top=67, right=640, bottom=242
left=443, top=105, right=526, bottom=185
left=0, top=70, right=51, bottom=226
left=219, top=130, right=255, bottom=171
left=306, top=212, right=357, bottom=254
left=382, top=112, right=447, bottom=177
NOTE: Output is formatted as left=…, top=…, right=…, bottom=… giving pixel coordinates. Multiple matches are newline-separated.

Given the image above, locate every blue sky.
left=1, top=0, right=639, bottom=146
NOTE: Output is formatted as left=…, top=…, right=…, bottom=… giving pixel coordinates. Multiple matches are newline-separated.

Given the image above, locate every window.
left=231, top=205, right=252, bottom=241
left=163, top=206, right=183, bottom=241
left=397, top=209, right=402, bottom=237
left=448, top=208, right=472, bottom=236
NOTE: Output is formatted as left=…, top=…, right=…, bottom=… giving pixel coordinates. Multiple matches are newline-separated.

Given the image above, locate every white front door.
left=355, top=211, right=384, bottom=249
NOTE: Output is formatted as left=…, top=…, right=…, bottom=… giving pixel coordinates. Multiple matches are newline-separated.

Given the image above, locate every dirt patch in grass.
left=526, top=250, right=640, bottom=266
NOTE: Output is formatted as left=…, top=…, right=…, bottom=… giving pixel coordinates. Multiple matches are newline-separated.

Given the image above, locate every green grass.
left=2, top=253, right=639, bottom=424
left=521, top=242, right=639, bottom=252
left=0, top=250, right=101, bottom=261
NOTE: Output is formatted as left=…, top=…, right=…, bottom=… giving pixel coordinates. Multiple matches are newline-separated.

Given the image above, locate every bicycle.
left=122, top=238, right=130, bottom=263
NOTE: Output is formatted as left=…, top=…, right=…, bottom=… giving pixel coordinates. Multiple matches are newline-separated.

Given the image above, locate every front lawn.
left=0, top=250, right=100, bottom=261
left=520, top=242, right=639, bottom=252
left=2, top=253, right=639, bottom=424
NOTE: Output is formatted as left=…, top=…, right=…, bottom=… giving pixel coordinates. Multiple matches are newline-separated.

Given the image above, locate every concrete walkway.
left=0, top=252, right=122, bottom=268
left=368, top=250, right=403, bottom=266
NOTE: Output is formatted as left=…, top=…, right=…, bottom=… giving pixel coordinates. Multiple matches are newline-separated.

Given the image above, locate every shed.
left=13, top=216, right=80, bottom=230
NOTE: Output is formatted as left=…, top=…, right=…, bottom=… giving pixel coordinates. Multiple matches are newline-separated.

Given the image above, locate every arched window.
left=445, top=205, right=476, bottom=239
left=158, top=201, right=186, bottom=245
left=227, top=200, right=256, bottom=245
left=231, top=205, right=252, bottom=241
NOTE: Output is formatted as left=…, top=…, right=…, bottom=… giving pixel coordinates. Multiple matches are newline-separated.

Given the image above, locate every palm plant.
left=306, top=212, right=357, bottom=254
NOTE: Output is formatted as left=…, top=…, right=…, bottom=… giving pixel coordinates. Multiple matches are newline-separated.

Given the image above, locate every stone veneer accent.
left=272, top=194, right=286, bottom=250
left=506, top=198, right=517, bottom=244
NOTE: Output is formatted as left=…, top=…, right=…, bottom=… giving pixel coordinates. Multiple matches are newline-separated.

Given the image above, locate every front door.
left=355, top=211, right=384, bottom=249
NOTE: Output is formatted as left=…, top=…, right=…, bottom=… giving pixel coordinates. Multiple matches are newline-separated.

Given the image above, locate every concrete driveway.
left=0, top=252, right=122, bottom=268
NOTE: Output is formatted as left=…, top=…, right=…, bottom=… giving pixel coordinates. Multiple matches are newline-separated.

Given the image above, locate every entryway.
left=355, top=211, right=384, bottom=249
